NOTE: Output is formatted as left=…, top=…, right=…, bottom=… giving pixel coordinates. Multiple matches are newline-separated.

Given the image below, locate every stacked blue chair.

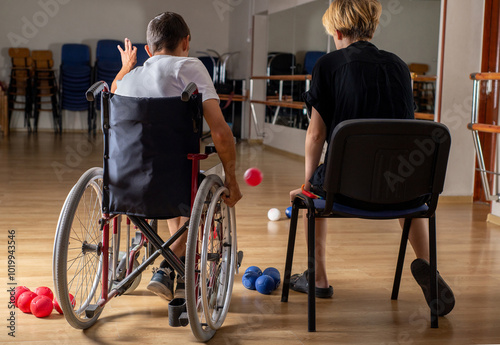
left=303, top=51, right=326, bottom=75
left=59, top=44, right=92, bottom=133
left=95, top=40, right=123, bottom=88
left=93, top=40, right=124, bottom=130
left=135, top=43, right=149, bottom=67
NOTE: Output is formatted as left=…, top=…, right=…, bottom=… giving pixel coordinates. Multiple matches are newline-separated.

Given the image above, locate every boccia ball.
left=244, top=167, right=263, bottom=187
left=263, top=267, right=281, bottom=289
left=14, top=286, right=30, bottom=307
left=53, top=293, right=76, bottom=315
left=255, top=275, right=275, bottom=295
left=17, top=291, right=38, bottom=314
left=30, top=295, right=53, bottom=318
left=245, top=266, right=262, bottom=276
left=242, top=271, right=260, bottom=290
left=285, top=206, right=292, bottom=219
left=267, top=208, right=281, bottom=221
left=35, top=286, right=54, bottom=301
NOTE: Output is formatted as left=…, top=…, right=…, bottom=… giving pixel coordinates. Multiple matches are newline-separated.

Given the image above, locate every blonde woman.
left=289, top=0, right=454, bottom=316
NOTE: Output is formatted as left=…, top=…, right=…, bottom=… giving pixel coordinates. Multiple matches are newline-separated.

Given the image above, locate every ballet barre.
left=468, top=72, right=500, bottom=201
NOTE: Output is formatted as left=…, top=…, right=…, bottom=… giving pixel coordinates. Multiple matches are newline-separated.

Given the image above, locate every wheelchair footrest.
left=85, top=304, right=103, bottom=318
left=168, top=298, right=189, bottom=327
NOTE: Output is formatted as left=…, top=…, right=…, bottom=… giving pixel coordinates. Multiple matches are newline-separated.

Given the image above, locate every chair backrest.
left=61, top=44, right=90, bottom=66
left=96, top=39, right=123, bottom=62
left=303, top=51, right=325, bottom=74
left=31, top=50, right=54, bottom=69
left=134, top=43, right=149, bottom=67
left=197, top=56, right=218, bottom=82
left=322, top=119, right=451, bottom=214
left=267, top=53, right=296, bottom=75
left=409, top=63, right=429, bottom=75
left=8, top=47, right=32, bottom=68
left=101, top=92, right=203, bottom=219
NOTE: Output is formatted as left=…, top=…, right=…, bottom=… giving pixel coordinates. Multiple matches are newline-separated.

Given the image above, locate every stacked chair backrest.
left=95, top=39, right=123, bottom=86
left=32, top=50, right=54, bottom=69
left=60, top=44, right=92, bottom=113
left=135, top=43, right=149, bottom=67
left=303, top=51, right=326, bottom=74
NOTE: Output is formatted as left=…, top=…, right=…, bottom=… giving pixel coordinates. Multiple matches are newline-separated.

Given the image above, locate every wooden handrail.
left=413, top=76, right=437, bottom=82
left=468, top=123, right=500, bottom=134
left=218, top=94, right=247, bottom=102
left=250, top=99, right=306, bottom=110
left=251, top=75, right=312, bottom=81
left=415, top=112, right=435, bottom=121
left=470, top=72, right=500, bottom=81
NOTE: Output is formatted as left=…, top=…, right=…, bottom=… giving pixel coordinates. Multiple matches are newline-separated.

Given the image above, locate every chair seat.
left=312, top=199, right=429, bottom=219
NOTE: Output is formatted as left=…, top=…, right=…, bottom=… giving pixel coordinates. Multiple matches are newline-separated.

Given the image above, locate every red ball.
left=244, top=167, right=263, bottom=186
left=34, top=286, right=54, bottom=301
left=14, top=286, right=30, bottom=307
left=30, top=295, right=53, bottom=318
left=53, top=293, right=76, bottom=315
left=17, top=291, right=38, bottom=314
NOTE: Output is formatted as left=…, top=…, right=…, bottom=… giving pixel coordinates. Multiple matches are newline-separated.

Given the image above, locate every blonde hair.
left=322, top=0, right=382, bottom=41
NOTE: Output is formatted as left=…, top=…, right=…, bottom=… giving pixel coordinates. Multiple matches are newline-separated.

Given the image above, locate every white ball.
left=267, top=208, right=281, bottom=221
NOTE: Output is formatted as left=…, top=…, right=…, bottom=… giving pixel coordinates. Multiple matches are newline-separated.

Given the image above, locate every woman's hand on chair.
left=289, top=188, right=302, bottom=204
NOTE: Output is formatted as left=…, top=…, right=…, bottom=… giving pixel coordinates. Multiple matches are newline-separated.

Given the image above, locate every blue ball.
left=285, top=206, right=292, bottom=218
left=255, top=275, right=275, bottom=294
left=242, top=271, right=260, bottom=290
left=245, top=266, right=262, bottom=276
left=263, top=267, right=281, bottom=289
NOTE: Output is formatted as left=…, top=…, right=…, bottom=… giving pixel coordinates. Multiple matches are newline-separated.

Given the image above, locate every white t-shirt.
left=115, top=55, right=219, bottom=102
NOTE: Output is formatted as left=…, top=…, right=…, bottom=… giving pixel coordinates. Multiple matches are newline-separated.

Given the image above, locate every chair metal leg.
left=391, top=218, right=412, bottom=300
left=429, top=215, right=438, bottom=328
left=307, top=208, right=316, bottom=332
left=281, top=203, right=300, bottom=303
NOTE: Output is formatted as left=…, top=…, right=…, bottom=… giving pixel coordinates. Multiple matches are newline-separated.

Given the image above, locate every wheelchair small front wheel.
left=53, top=167, right=108, bottom=329
left=185, top=174, right=237, bottom=341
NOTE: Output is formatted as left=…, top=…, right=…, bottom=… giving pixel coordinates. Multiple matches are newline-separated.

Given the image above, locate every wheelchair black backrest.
left=101, top=92, right=203, bottom=219
left=322, top=119, right=451, bottom=214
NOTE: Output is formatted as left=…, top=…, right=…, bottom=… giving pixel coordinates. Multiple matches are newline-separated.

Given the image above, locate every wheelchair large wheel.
left=185, top=174, right=237, bottom=342
left=53, top=167, right=108, bottom=329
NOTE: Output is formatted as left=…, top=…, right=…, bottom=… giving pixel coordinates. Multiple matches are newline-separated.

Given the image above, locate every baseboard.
left=263, top=144, right=305, bottom=161
left=439, top=196, right=473, bottom=204
left=248, top=138, right=264, bottom=145
left=486, top=213, right=500, bottom=226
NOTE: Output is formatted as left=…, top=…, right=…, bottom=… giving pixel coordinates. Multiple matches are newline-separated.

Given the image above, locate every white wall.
left=371, top=0, right=441, bottom=76
left=0, top=0, right=230, bottom=131
left=439, top=0, right=484, bottom=197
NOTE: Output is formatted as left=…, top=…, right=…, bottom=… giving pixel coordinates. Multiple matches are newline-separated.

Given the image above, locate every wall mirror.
left=264, top=0, right=441, bottom=129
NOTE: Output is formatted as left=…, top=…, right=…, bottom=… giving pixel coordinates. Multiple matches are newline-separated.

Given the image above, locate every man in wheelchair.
left=110, top=12, right=242, bottom=302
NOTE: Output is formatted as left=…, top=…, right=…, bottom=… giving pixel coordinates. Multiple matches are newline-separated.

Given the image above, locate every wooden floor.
left=1, top=132, right=499, bottom=345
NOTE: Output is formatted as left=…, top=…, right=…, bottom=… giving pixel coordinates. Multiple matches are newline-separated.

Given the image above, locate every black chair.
left=281, top=119, right=451, bottom=332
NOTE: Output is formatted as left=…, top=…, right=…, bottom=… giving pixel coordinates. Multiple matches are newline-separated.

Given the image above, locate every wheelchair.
left=52, top=81, right=238, bottom=342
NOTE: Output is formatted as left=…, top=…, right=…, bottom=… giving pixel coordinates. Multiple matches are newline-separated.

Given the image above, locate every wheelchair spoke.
left=54, top=168, right=106, bottom=328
